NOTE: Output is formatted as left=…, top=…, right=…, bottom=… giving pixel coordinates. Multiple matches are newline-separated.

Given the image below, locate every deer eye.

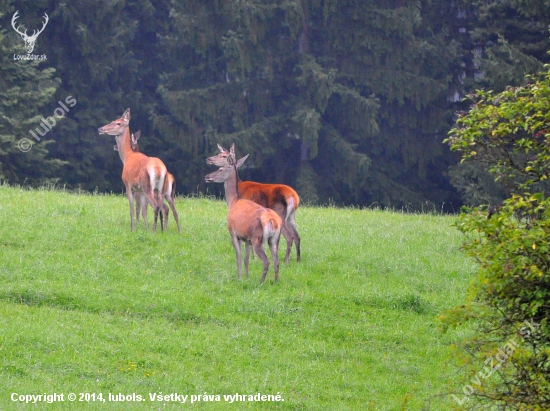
left=116, top=122, right=121, bottom=125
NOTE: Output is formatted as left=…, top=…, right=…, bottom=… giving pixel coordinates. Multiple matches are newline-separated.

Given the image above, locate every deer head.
left=206, top=143, right=235, bottom=167
left=98, top=108, right=131, bottom=136
left=12, top=11, right=49, bottom=54
left=130, top=130, right=141, bottom=151
left=204, top=154, right=249, bottom=183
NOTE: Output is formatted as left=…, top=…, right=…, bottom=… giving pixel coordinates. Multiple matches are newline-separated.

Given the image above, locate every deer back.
left=228, top=198, right=281, bottom=240
left=238, top=181, right=300, bottom=210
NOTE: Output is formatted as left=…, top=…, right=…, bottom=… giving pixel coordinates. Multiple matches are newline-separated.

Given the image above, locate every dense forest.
left=1, top=0, right=549, bottom=210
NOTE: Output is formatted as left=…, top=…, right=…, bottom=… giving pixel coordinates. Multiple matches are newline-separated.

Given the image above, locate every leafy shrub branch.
left=442, top=65, right=550, bottom=409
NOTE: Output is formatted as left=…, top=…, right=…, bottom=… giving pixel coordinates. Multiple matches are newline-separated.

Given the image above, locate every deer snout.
left=98, top=127, right=105, bottom=134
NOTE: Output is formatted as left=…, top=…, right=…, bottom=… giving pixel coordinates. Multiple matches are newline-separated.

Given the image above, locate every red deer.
left=206, top=144, right=301, bottom=263
left=205, top=150, right=282, bottom=284
left=114, top=130, right=181, bottom=232
left=98, top=108, right=166, bottom=232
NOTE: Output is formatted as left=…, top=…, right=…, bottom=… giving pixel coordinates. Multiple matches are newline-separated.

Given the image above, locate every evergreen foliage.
left=449, top=0, right=550, bottom=205
left=460, top=0, right=550, bottom=92
left=1, top=0, right=549, bottom=208
left=0, top=11, right=64, bottom=184
left=155, top=0, right=461, bottom=207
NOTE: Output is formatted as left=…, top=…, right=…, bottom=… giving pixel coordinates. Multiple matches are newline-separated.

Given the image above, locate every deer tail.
left=261, top=213, right=281, bottom=241
left=285, top=193, right=299, bottom=223
left=151, top=165, right=166, bottom=204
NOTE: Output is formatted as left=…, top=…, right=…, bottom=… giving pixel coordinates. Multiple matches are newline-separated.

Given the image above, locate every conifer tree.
left=449, top=0, right=550, bottom=205
left=0, top=12, right=65, bottom=184
left=5, top=0, right=543, bottom=208
left=155, top=0, right=462, bottom=207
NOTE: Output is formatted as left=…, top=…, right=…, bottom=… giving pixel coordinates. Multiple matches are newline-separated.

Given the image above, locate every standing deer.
left=205, top=149, right=282, bottom=284
left=11, top=11, right=49, bottom=54
left=206, top=144, right=301, bottom=263
left=114, top=130, right=181, bottom=232
left=98, top=108, right=166, bottom=232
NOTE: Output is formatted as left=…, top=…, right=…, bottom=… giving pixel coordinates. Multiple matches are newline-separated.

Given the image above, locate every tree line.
left=1, top=0, right=549, bottom=210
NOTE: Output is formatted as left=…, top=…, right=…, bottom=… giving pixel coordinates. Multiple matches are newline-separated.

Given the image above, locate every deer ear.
left=134, top=130, right=141, bottom=141
left=217, top=143, right=226, bottom=153
left=230, top=144, right=236, bottom=156
left=236, top=154, right=249, bottom=168
left=122, top=108, right=131, bottom=122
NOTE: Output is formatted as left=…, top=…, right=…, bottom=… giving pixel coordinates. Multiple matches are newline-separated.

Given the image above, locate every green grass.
left=0, top=184, right=476, bottom=410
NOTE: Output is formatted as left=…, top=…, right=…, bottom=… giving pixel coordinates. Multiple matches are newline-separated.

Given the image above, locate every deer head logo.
left=11, top=11, right=49, bottom=54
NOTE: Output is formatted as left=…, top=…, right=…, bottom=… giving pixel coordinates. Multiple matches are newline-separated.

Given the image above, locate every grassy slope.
left=0, top=185, right=476, bottom=410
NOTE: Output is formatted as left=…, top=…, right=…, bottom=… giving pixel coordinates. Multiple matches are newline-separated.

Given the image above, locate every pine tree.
left=460, top=0, right=550, bottom=91
left=155, top=0, right=463, bottom=208
left=0, top=12, right=65, bottom=184
left=3, top=0, right=531, bottom=208
left=448, top=0, right=550, bottom=205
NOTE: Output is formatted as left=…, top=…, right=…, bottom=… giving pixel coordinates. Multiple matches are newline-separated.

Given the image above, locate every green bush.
left=443, top=65, right=550, bottom=409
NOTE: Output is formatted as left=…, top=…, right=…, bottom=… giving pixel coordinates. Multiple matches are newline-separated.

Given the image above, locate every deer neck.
left=223, top=166, right=241, bottom=207
left=115, top=128, right=134, bottom=164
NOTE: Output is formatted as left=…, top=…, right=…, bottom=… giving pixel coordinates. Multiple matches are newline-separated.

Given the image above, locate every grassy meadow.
left=0, top=184, right=477, bottom=410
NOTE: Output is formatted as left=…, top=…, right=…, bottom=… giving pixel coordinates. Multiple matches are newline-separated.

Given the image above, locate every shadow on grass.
left=356, top=293, right=434, bottom=315
left=0, top=290, right=207, bottom=326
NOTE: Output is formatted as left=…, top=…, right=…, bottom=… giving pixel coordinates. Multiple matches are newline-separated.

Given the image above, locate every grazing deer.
left=205, top=150, right=282, bottom=284
left=114, top=130, right=181, bottom=232
left=98, top=108, right=166, bottom=232
left=206, top=144, right=301, bottom=263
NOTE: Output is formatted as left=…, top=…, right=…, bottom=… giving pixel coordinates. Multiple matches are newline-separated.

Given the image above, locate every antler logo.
left=11, top=11, right=49, bottom=54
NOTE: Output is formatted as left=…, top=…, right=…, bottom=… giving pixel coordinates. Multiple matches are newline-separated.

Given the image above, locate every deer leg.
left=230, top=234, right=242, bottom=279
left=163, top=203, right=170, bottom=230
left=126, top=187, right=135, bottom=231
left=269, top=234, right=281, bottom=283
left=273, top=205, right=293, bottom=263
left=135, top=190, right=140, bottom=223
left=244, top=242, right=251, bottom=278
left=161, top=202, right=169, bottom=231
left=143, top=191, right=158, bottom=232
left=153, top=202, right=159, bottom=233
left=156, top=190, right=164, bottom=233
left=281, top=224, right=293, bottom=264
left=153, top=204, right=159, bottom=232
left=166, top=195, right=181, bottom=233
left=253, top=240, right=270, bottom=284
left=149, top=189, right=163, bottom=233
left=288, top=210, right=301, bottom=262
left=140, top=193, right=148, bottom=229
